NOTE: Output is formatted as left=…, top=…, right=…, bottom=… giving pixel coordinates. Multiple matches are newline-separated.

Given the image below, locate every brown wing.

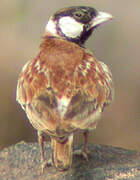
left=16, top=37, right=84, bottom=104
left=16, top=37, right=84, bottom=135
left=62, top=51, right=114, bottom=130
left=16, top=37, right=114, bottom=136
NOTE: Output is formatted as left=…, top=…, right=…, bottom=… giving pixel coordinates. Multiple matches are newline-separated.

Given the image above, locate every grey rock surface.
left=0, top=141, right=140, bottom=180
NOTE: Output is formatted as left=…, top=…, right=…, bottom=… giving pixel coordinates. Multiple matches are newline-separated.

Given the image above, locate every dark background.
left=0, top=0, right=140, bottom=151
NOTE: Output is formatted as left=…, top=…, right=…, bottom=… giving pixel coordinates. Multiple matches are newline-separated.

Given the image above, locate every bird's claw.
left=74, top=149, right=90, bottom=161
left=41, top=158, right=52, bottom=173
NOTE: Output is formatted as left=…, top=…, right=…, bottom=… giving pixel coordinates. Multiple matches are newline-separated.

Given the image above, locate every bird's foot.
left=41, top=158, right=52, bottom=173
left=73, top=149, right=90, bottom=161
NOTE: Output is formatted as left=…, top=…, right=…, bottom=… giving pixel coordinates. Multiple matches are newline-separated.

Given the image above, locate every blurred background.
left=0, top=0, right=140, bottom=151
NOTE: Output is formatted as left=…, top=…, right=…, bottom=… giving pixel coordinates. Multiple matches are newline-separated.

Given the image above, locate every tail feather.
left=51, top=134, right=73, bottom=170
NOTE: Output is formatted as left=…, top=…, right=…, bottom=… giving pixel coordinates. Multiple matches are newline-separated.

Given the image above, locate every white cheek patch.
left=59, top=16, right=83, bottom=38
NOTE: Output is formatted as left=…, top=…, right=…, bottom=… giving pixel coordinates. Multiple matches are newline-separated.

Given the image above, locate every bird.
left=16, top=6, right=114, bottom=171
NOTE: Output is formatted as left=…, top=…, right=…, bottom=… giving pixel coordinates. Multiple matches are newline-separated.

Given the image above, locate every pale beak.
left=91, top=11, right=113, bottom=28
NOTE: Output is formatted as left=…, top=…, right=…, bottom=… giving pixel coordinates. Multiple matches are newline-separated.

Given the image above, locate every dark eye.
left=73, top=11, right=84, bottom=19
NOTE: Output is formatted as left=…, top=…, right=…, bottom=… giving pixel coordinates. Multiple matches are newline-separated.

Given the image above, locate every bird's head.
left=45, top=6, right=113, bottom=45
